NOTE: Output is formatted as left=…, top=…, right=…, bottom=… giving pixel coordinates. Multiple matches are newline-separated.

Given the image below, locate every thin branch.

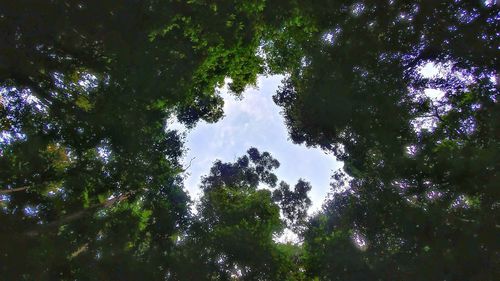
left=1, top=180, right=61, bottom=195
left=430, top=101, right=467, bottom=137
left=182, top=157, right=196, bottom=172
left=448, top=214, right=500, bottom=229
left=25, top=191, right=134, bottom=237
left=0, top=186, right=29, bottom=194
left=433, top=108, right=445, bottom=124
left=69, top=242, right=89, bottom=259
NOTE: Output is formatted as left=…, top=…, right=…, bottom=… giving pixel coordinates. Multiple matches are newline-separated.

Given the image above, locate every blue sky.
left=174, top=75, right=342, bottom=212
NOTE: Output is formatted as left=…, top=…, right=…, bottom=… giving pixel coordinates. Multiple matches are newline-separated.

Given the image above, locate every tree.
left=170, top=148, right=310, bottom=280
left=265, top=1, right=499, bottom=279
left=1, top=0, right=498, bottom=279
left=0, top=1, right=270, bottom=279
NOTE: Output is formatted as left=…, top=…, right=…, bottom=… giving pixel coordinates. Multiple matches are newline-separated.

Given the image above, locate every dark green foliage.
left=0, top=1, right=269, bottom=280
left=170, top=148, right=310, bottom=280
left=1, top=0, right=498, bottom=280
left=265, top=1, right=499, bottom=280
left=273, top=179, right=312, bottom=231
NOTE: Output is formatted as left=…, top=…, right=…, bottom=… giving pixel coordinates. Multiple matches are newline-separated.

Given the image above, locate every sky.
left=173, top=75, right=342, bottom=212
left=172, top=64, right=446, bottom=213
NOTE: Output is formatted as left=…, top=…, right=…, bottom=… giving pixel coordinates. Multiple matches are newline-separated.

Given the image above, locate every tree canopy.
left=1, top=1, right=498, bottom=280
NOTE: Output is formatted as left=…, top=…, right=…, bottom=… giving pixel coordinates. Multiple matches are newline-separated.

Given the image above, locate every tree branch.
left=181, top=157, right=196, bottom=172
left=25, top=191, right=135, bottom=237
left=0, top=186, right=29, bottom=194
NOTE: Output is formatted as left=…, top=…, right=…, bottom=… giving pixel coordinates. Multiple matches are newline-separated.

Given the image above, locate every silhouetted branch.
left=0, top=186, right=29, bottom=194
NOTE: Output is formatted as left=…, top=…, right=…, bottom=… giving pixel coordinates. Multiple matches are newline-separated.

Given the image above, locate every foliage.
left=170, top=148, right=310, bottom=280
left=266, top=1, right=499, bottom=280
left=0, top=0, right=269, bottom=279
left=1, top=0, right=498, bottom=280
